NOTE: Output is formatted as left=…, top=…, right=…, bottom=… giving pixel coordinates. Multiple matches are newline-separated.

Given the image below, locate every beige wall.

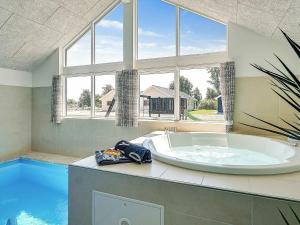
left=228, top=23, right=299, bottom=137
left=0, top=85, right=31, bottom=159
left=233, top=76, right=297, bottom=137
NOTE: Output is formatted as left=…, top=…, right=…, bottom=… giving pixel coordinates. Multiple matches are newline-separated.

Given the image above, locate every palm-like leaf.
left=278, top=206, right=300, bottom=225
left=241, top=30, right=300, bottom=140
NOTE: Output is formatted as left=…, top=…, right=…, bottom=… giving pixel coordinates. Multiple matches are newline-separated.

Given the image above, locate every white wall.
left=228, top=22, right=300, bottom=78
left=0, top=67, right=32, bottom=87
left=0, top=67, right=32, bottom=159
left=32, top=49, right=60, bottom=87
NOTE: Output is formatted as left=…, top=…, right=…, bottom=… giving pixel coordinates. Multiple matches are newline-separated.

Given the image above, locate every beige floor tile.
left=249, top=177, right=300, bottom=201
left=160, top=165, right=204, bottom=186
left=202, top=174, right=250, bottom=193
left=23, top=151, right=80, bottom=165
left=93, top=160, right=168, bottom=179
left=72, top=155, right=97, bottom=168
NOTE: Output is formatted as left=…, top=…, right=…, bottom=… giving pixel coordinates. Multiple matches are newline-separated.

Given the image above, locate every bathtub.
left=142, top=132, right=300, bottom=175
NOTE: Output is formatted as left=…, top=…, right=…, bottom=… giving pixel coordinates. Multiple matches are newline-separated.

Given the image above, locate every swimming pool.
left=0, top=158, right=68, bottom=225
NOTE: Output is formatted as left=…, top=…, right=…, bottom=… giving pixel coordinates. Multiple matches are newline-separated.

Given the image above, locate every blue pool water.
left=0, top=158, right=68, bottom=225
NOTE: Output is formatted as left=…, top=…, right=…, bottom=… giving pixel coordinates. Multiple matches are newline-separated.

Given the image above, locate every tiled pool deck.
left=6, top=140, right=300, bottom=202
left=2, top=151, right=80, bottom=165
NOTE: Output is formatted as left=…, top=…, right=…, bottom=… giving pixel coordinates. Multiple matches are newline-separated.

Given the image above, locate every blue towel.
left=95, top=150, right=131, bottom=166
left=115, top=140, right=152, bottom=164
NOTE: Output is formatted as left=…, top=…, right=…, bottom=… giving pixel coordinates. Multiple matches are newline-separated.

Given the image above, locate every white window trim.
left=64, top=73, right=117, bottom=118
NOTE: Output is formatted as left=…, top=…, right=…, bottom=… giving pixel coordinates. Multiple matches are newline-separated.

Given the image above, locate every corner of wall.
left=32, top=49, right=60, bottom=88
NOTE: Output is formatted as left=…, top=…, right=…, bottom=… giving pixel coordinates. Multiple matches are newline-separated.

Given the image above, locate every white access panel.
left=93, top=191, right=164, bottom=225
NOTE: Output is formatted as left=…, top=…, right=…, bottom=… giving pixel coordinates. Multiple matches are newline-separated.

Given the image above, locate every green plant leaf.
left=281, top=29, right=300, bottom=58
left=289, top=206, right=300, bottom=224
left=244, top=113, right=300, bottom=138
left=278, top=208, right=290, bottom=225
left=240, top=122, right=300, bottom=140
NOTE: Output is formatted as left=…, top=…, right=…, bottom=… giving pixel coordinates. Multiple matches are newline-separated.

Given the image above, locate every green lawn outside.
left=189, top=109, right=217, bottom=115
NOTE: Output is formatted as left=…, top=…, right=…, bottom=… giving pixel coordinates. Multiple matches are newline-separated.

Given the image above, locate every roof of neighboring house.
left=99, top=89, right=115, bottom=101
left=142, top=85, right=192, bottom=99
left=98, top=85, right=194, bottom=101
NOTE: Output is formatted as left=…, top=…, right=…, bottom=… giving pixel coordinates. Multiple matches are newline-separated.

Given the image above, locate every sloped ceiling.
left=0, top=0, right=299, bottom=71
left=0, top=0, right=115, bottom=71
left=169, top=0, right=300, bottom=43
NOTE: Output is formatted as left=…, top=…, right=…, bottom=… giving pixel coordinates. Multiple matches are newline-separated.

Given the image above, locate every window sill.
left=63, top=116, right=115, bottom=121
left=63, top=116, right=224, bottom=125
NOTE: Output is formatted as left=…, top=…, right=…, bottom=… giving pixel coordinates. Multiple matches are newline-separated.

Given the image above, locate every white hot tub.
left=142, top=132, right=300, bottom=175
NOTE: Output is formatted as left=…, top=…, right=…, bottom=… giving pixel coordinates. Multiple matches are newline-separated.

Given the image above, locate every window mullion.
left=64, top=77, right=68, bottom=116
left=91, top=22, right=95, bottom=65
left=174, top=67, right=180, bottom=120
left=176, top=6, right=180, bottom=57
left=91, top=75, right=95, bottom=118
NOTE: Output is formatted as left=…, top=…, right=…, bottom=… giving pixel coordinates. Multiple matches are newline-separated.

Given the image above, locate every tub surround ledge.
left=73, top=132, right=300, bottom=202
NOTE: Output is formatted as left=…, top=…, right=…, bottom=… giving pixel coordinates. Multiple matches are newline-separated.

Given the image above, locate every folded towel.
left=95, top=149, right=131, bottom=166
left=115, top=140, right=152, bottom=164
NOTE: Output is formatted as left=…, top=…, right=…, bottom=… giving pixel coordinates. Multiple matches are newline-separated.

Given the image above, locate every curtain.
left=115, top=69, right=139, bottom=127
left=220, top=61, right=235, bottom=132
left=51, top=75, right=63, bottom=124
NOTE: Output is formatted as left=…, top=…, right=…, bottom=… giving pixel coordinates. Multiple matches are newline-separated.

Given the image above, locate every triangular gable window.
left=95, top=3, right=123, bottom=64
left=180, top=8, right=227, bottom=55
left=138, top=0, right=176, bottom=59
left=66, top=29, right=91, bottom=67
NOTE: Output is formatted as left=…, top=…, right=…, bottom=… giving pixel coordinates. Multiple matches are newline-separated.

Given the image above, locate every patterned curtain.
left=220, top=62, right=235, bottom=132
left=51, top=75, right=63, bottom=124
left=115, top=69, right=139, bottom=127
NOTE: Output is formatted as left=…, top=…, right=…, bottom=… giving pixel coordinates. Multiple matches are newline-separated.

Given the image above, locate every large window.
left=95, top=3, right=123, bottom=64
left=66, top=76, right=92, bottom=116
left=180, top=9, right=227, bottom=55
left=180, top=68, right=224, bottom=122
left=65, top=1, right=227, bottom=66
left=66, top=30, right=91, bottom=67
left=65, top=3, right=123, bottom=67
left=140, top=73, right=175, bottom=119
left=137, top=0, right=176, bottom=59
left=64, top=0, right=227, bottom=124
left=66, top=75, right=115, bottom=118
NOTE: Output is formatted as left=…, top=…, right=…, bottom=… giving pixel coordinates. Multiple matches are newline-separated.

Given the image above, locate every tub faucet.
left=164, top=127, right=177, bottom=133
left=288, top=137, right=299, bottom=147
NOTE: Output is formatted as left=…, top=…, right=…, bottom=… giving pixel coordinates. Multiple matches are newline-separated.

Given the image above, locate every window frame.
left=65, top=75, right=93, bottom=118
left=64, top=73, right=116, bottom=119
left=63, top=0, right=123, bottom=68
left=139, top=70, right=177, bottom=120
left=62, top=0, right=228, bottom=122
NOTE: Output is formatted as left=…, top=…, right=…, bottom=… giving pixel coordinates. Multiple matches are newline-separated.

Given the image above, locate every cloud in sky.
left=138, top=28, right=162, bottom=37
left=96, top=19, right=163, bottom=38
left=97, top=19, right=123, bottom=30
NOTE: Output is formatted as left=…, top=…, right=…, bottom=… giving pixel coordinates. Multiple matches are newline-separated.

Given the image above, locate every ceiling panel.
left=53, top=0, right=99, bottom=16
left=0, top=0, right=60, bottom=24
left=238, top=0, right=293, bottom=16
left=237, top=4, right=279, bottom=37
left=175, top=0, right=238, bottom=23
left=0, top=0, right=299, bottom=71
left=272, top=7, right=300, bottom=43
left=0, top=8, right=11, bottom=27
